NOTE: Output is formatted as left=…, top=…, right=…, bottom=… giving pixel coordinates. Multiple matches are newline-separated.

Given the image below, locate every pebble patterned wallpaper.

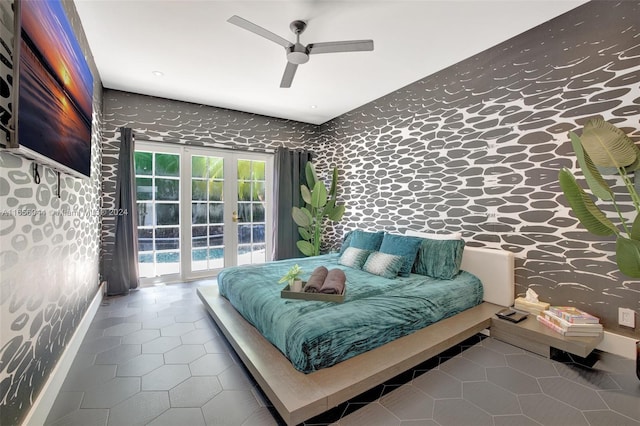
left=0, top=1, right=103, bottom=424
left=99, top=2, right=640, bottom=333
left=317, top=0, right=640, bottom=331
left=100, top=89, right=318, bottom=270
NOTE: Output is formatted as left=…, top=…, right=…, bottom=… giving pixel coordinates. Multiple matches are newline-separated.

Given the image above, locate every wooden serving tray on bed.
left=280, top=284, right=346, bottom=303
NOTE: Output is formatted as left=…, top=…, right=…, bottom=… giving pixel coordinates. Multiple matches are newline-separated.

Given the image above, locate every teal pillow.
left=379, top=234, right=423, bottom=277
left=349, top=230, right=385, bottom=251
left=414, top=238, right=465, bottom=279
left=362, top=252, right=404, bottom=279
left=339, top=230, right=354, bottom=255
left=338, top=247, right=371, bottom=269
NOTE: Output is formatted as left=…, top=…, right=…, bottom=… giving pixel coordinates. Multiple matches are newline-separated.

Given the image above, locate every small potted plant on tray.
left=279, top=264, right=303, bottom=292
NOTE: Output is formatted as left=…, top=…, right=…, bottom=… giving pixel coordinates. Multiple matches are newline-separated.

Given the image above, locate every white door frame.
left=135, top=141, right=273, bottom=284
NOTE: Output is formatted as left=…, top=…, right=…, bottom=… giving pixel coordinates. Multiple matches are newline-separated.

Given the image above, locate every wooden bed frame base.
left=197, top=286, right=504, bottom=425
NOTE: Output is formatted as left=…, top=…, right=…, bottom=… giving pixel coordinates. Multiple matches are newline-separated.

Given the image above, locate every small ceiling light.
left=152, top=70, right=164, bottom=77
left=310, top=105, right=317, bottom=109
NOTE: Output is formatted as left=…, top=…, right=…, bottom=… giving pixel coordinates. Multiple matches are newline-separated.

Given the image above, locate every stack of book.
left=537, top=306, right=602, bottom=337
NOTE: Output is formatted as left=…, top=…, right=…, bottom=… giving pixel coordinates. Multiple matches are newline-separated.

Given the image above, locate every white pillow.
left=405, top=229, right=462, bottom=240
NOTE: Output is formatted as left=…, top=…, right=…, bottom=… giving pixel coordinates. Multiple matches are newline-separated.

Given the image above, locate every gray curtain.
left=106, top=127, right=139, bottom=295
left=272, top=147, right=312, bottom=260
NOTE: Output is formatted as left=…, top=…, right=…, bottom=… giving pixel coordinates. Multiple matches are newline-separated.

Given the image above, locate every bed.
left=197, top=245, right=514, bottom=425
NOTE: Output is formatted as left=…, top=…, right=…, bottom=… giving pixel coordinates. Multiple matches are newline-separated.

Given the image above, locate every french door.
left=134, top=141, right=273, bottom=284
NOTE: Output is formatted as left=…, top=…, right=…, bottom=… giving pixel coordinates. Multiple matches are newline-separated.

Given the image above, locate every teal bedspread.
left=217, top=254, right=483, bottom=373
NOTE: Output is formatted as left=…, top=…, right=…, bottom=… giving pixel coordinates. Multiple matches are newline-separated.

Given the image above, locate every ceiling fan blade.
left=308, top=40, right=374, bottom=55
left=280, top=62, right=298, bottom=88
left=227, top=15, right=292, bottom=48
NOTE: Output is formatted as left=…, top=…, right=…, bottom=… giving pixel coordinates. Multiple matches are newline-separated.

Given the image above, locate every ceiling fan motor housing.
left=287, top=43, right=309, bottom=64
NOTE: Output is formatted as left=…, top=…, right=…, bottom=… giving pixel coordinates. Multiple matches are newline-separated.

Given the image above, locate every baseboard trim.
left=22, top=282, right=104, bottom=426
left=597, top=330, right=638, bottom=359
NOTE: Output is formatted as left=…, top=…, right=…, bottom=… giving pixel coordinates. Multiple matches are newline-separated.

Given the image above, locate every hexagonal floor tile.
left=202, top=390, right=260, bottom=426
left=189, top=353, right=234, bottom=376
left=142, top=364, right=191, bottom=391
left=433, top=398, right=492, bottom=426
left=486, top=366, right=541, bottom=394
left=107, top=391, right=170, bottom=426
left=169, top=376, right=223, bottom=407
left=379, top=385, right=434, bottom=421
left=116, top=353, right=164, bottom=377
left=146, top=408, right=206, bottom=426
left=122, top=329, right=161, bottom=345
left=519, top=394, right=589, bottom=426
left=538, top=377, right=607, bottom=410
left=81, top=377, right=140, bottom=408
left=413, top=369, right=461, bottom=399
left=94, top=344, right=141, bottom=365
left=462, top=381, right=521, bottom=415
left=439, top=357, right=486, bottom=382
left=164, top=344, right=206, bottom=364
left=142, top=336, right=182, bottom=354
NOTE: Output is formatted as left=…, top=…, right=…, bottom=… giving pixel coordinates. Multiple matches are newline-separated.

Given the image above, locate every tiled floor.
left=45, top=282, right=640, bottom=426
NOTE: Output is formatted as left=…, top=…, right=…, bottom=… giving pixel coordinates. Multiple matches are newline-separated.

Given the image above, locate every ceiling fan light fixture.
left=287, top=44, right=309, bottom=65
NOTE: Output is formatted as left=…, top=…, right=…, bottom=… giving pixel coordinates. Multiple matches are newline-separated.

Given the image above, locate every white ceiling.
left=73, top=0, right=588, bottom=125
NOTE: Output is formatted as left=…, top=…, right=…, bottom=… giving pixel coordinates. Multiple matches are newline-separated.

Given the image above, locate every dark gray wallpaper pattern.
left=100, top=4, right=639, bottom=333
left=0, top=1, right=103, bottom=424
left=100, top=90, right=318, bottom=270
left=318, top=0, right=640, bottom=332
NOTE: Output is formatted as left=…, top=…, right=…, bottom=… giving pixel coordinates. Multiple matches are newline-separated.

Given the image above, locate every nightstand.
left=491, top=315, right=603, bottom=358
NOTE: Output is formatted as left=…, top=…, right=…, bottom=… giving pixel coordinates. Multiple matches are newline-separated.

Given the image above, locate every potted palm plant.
left=292, top=162, right=345, bottom=256
left=558, top=117, right=640, bottom=277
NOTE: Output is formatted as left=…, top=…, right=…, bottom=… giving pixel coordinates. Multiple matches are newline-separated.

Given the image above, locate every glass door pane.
left=237, top=159, right=267, bottom=266
left=191, top=155, right=225, bottom=272
left=135, top=150, right=181, bottom=279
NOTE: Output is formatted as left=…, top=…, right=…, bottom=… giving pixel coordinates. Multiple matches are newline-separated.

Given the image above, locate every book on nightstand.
left=537, top=309, right=602, bottom=337
left=548, top=306, right=600, bottom=324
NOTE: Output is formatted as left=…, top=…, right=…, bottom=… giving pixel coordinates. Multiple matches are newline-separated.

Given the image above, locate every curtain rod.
left=133, top=135, right=277, bottom=154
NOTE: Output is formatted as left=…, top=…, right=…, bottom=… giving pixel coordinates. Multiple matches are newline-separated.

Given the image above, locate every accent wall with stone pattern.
left=317, top=0, right=640, bottom=332
left=0, top=1, right=103, bottom=424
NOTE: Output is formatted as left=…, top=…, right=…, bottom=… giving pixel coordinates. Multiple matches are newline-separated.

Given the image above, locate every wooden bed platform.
left=197, top=246, right=515, bottom=425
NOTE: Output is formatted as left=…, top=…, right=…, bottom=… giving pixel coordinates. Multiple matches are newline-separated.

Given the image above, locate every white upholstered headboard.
left=460, top=246, right=514, bottom=307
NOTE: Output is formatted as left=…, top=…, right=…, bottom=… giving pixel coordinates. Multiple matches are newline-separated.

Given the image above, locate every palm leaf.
left=568, top=131, right=613, bottom=201
left=292, top=206, right=311, bottom=227
left=559, top=168, right=618, bottom=236
left=311, top=181, right=328, bottom=208
left=296, top=240, right=315, bottom=257
left=329, top=167, right=339, bottom=196
left=630, top=214, right=640, bottom=241
left=305, top=162, right=317, bottom=190
left=581, top=118, right=638, bottom=169
left=298, top=227, right=311, bottom=240
left=300, top=185, right=312, bottom=205
left=616, top=236, right=640, bottom=278
left=328, top=204, right=346, bottom=222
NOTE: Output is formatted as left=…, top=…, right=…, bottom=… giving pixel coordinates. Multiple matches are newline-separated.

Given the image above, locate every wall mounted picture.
left=15, top=0, right=93, bottom=177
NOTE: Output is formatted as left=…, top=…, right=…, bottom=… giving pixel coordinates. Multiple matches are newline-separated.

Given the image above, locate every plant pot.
left=290, top=279, right=303, bottom=292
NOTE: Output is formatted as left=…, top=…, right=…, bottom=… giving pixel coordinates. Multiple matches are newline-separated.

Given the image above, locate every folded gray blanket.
left=303, top=266, right=329, bottom=293
left=319, top=269, right=346, bottom=294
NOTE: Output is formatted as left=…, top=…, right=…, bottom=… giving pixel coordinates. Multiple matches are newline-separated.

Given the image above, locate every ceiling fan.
left=227, top=15, right=374, bottom=88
